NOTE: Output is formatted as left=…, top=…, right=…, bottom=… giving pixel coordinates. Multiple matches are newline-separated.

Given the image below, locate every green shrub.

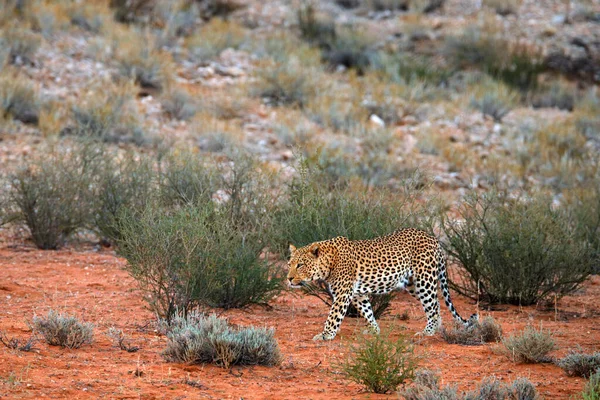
left=502, top=325, right=556, bottom=364
left=583, top=372, right=600, bottom=400
left=302, top=280, right=396, bottom=320
left=32, top=310, right=94, bottom=349
left=162, top=311, right=281, bottom=368
left=441, top=316, right=502, bottom=346
left=0, top=73, right=40, bottom=124
left=337, top=330, right=418, bottom=394
left=159, top=151, right=215, bottom=207
left=557, top=350, right=600, bottom=378
left=94, top=151, right=156, bottom=243
left=270, top=161, right=428, bottom=258
left=441, top=191, right=592, bottom=305
left=9, top=143, right=102, bottom=249
left=70, top=84, right=147, bottom=145
left=116, top=185, right=281, bottom=319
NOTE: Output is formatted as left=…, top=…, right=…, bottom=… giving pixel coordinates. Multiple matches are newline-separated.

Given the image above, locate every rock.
left=369, top=114, right=385, bottom=127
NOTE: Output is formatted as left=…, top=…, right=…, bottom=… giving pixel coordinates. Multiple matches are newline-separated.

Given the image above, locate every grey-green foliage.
left=9, top=142, right=103, bottom=249
left=159, top=151, right=215, bottom=207
left=402, top=372, right=539, bottom=400
left=441, top=191, right=592, bottom=305
left=0, top=25, right=41, bottom=65
left=337, top=330, right=418, bottom=394
left=32, top=310, right=94, bottom=349
left=502, top=326, right=556, bottom=364
left=557, top=350, right=600, bottom=378
left=162, top=311, right=281, bottom=368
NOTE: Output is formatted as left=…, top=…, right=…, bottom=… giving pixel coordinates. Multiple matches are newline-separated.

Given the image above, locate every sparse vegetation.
left=0, top=331, right=36, bottom=352
left=502, top=325, right=556, bottom=364
left=482, top=0, right=519, bottom=16
left=470, top=80, right=519, bottom=122
left=0, top=23, right=41, bottom=65
left=187, top=18, right=246, bottom=62
left=557, top=350, right=600, bottom=378
left=162, top=311, right=281, bottom=368
left=441, top=316, right=502, bottom=346
left=442, top=191, right=592, bottom=305
left=337, top=330, right=418, bottom=394
left=32, top=310, right=94, bottom=349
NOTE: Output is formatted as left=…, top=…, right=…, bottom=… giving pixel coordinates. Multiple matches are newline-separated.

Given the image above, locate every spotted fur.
left=287, top=228, right=478, bottom=341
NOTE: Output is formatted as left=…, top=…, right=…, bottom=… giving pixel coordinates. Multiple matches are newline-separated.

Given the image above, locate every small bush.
left=482, top=0, right=519, bottom=16
left=502, top=326, right=556, bottom=364
left=583, top=371, right=600, bottom=400
left=116, top=32, right=172, bottom=92
left=106, top=327, right=140, bottom=352
left=402, top=373, right=538, bottom=400
left=186, top=19, right=246, bottom=62
left=32, top=310, right=94, bottom=349
left=302, top=280, right=396, bottom=320
left=0, top=24, right=41, bottom=65
left=337, top=331, right=418, bottom=394
left=470, top=81, right=519, bottom=122
left=445, top=29, right=544, bottom=91
left=10, top=143, right=102, bottom=249
left=531, top=83, right=575, bottom=111
left=162, top=311, right=281, bottom=368
left=161, top=88, right=197, bottom=120
left=557, top=350, right=600, bottom=378
left=0, top=73, right=40, bottom=124
left=441, top=191, right=592, bottom=305
left=253, top=59, right=317, bottom=108
left=441, top=316, right=502, bottom=346
left=70, top=83, right=147, bottom=145
left=0, top=331, right=36, bottom=352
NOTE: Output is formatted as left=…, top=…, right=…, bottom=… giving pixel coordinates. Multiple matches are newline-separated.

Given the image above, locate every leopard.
left=287, top=228, right=478, bottom=341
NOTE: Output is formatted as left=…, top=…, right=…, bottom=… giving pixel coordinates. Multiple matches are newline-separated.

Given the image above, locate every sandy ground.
left=0, top=243, right=598, bottom=399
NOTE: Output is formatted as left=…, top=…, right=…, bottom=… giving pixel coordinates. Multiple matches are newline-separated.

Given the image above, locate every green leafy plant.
left=337, top=330, right=418, bottom=394
left=441, top=191, right=592, bottom=305
left=557, top=350, right=600, bottom=378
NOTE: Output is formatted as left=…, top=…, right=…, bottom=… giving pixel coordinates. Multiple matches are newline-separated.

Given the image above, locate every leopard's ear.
left=289, top=243, right=296, bottom=254
left=310, top=244, right=319, bottom=258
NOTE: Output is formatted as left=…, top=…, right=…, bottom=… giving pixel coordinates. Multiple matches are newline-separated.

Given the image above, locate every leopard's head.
left=287, top=241, right=337, bottom=288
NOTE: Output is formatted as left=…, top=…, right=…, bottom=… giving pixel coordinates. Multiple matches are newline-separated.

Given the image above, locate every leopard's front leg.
left=313, top=288, right=352, bottom=341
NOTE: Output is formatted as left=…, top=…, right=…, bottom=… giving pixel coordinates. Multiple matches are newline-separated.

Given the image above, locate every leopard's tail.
left=437, top=247, right=478, bottom=326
